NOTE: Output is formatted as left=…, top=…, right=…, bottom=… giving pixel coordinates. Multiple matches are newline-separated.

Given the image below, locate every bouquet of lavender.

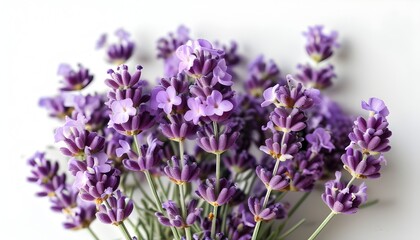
left=28, top=25, right=391, bottom=240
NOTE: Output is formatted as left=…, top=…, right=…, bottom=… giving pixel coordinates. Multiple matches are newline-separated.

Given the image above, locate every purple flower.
left=361, top=97, right=389, bottom=117
left=322, top=172, right=367, bottom=214
left=96, top=190, right=134, bottom=225
left=306, top=128, right=335, bottom=153
left=349, top=115, right=392, bottom=154
left=245, top=56, right=283, bottom=97
left=164, top=155, right=200, bottom=185
left=110, top=108, right=155, bottom=136
left=57, top=63, right=94, bottom=91
left=204, top=90, right=234, bottom=117
left=54, top=115, right=105, bottom=156
left=284, top=151, right=324, bottom=191
left=223, top=151, right=256, bottom=174
left=342, top=148, right=385, bottom=179
left=63, top=203, right=96, bottom=230
left=196, top=178, right=237, bottom=206
left=268, top=107, right=307, bottom=133
left=261, top=84, right=280, bottom=107
left=277, top=76, right=320, bottom=110
left=176, top=44, right=196, bottom=73
left=97, top=28, right=135, bottom=64
left=295, top=63, right=336, bottom=89
left=78, top=169, right=121, bottom=204
left=212, top=59, right=233, bottom=86
left=260, top=132, right=302, bottom=161
left=255, top=165, right=290, bottom=191
left=160, top=114, right=198, bottom=142
left=110, top=98, right=136, bottom=124
left=184, top=97, right=206, bottom=125
left=197, top=126, right=239, bottom=154
left=39, top=95, right=69, bottom=119
left=304, top=25, right=339, bottom=63
left=157, top=25, right=190, bottom=60
left=155, top=200, right=202, bottom=228
left=105, top=65, right=143, bottom=91
left=156, top=86, right=182, bottom=114
left=122, top=136, right=163, bottom=172
left=248, top=197, right=286, bottom=222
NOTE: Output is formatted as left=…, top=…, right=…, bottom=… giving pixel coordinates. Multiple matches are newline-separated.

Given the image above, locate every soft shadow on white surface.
left=1, top=0, right=419, bottom=239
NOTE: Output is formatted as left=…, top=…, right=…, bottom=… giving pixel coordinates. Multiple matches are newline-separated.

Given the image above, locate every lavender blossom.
left=63, top=203, right=97, bottom=230
left=268, top=107, right=307, bottom=133
left=196, top=126, right=239, bottom=154
left=96, top=190, right=134, bottom=225
left=295, top=63, right=336, bottom=89
left=284, top=151, right=324, bottom=191
left=121, top=136, right=163, bottom=172
left=155, top=200, right=202, bottom=228
left=248, top=197, right=286, bottom=222
left=54, top=115, right=105, bottom=156
left=204, top=90, right=234, bottom=117
left=342, top=148, right=385, bottom=179
left=349, top=115, right=392, bottom=155
left=77, top=168, right=121, bottom=204
left=57, top=63, right=94, bottom=91
left=97, top=28, right=135, bottom=64
left=110, top=98, right=136, bottom=124
left=303, top=25, right=339, bottom=63
left=259, top=132, right=302, bottom=161
left=156, top=86, right=182, bottom=114
left=164, top=155, right=200, bottom=184
left=105, top=65, right=143, bottom=91
left=223, top=151, right=256, bottom=174
left=322, top=172, right=367, bottom=214
left=245, top=56, right=283, bottom=98
left=306, top=128, right=335, bottom=153
left=39, top=95, right=70, bottom=119
left=160, top=114, right=197, bottom=142
left=184, top=97, right=206, bottom=125
left=361, top=97, right=389, bottom=117
left=196, top=178, right=237, bottom=206
left=255, top=165, right=290, bottom=191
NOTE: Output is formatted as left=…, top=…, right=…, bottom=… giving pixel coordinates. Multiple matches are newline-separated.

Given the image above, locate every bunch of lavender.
left=29, top=25, right=391, bottom=240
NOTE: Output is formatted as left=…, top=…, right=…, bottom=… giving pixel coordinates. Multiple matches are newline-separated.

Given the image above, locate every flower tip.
left=136, top=65, right=143, bottom=70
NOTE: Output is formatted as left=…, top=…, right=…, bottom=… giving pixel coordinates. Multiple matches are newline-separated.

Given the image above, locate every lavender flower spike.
left=57, top=63, right=94, bottom=91
left=96, top=190, right=134, bottom=225
left=155, top=200, right=202, bottom=228
left=304, top=25, right=339, bottom=63
left=121, top=136, right=163, bottom=172
left=156, top=86, right=182, bottom=114
left=341, top=148, right=385, bottom=179
left=306, top=128, right=335, bottom=153
left=248, top=197, right=284, bottom=222
left=322, top=172, right=367, bottom=214
left=196, top=178, right=237, bottom=206
left=164, top=155, right=200, bottom=185
left=361, top=97, right=389, bottom=117
left=110, top=98, right=136, bottom=124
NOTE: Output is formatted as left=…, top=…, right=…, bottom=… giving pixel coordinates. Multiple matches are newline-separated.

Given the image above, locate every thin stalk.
left=156, top=177, right=169, bottom=201
left=210, top=205, right=219, bottom=239
left=127, top=218, right=142, bottom=240
left=251, top=188, right=272, bottom=240
left=87, top=226, right=100, bottom=240
left=118, top=221, right=133, bottom=240
left=144, top=170, right=180, bottom=240
left=178, top=140, right=187, bottom=220
left=278, top=218, right=306, bottom=240
left=346, top=175, right=356, bottom=188
left=221, top=204, right=229, bottom=233
left=215, top=152, right=221, bottom=192
left=307, top=211, right=336, bottom=240
left=185, top=227, right=192, bottom=240
left=104, top=200, right=133, bottom=240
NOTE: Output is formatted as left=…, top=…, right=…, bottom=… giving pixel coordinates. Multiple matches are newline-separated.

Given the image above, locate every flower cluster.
left=29, top=25, right=391, bottom=240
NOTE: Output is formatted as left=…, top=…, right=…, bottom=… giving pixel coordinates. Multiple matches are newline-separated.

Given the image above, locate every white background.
left=1, top=0, right=419, bottom=239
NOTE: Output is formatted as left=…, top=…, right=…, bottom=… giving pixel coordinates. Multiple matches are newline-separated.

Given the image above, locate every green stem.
left=185, top=227, right=192, bottom=240
left=87, top=226, right=100, bottom=240
left=346, top=175, right=356, bottom=188
left=118, top=221, right=133, bottom=240
left=251, top=188, right=272, bottom=240
left=210, top=205, right=219, bottom=239
left=308, top=211, right=336, bottom=240
left=178, top=141, right=187, bottom=219
left=279, top=218, right=306, bottom=240
left=215, top=152, right=221, bottom=192
left=144, top=171, right=180, bottom=240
